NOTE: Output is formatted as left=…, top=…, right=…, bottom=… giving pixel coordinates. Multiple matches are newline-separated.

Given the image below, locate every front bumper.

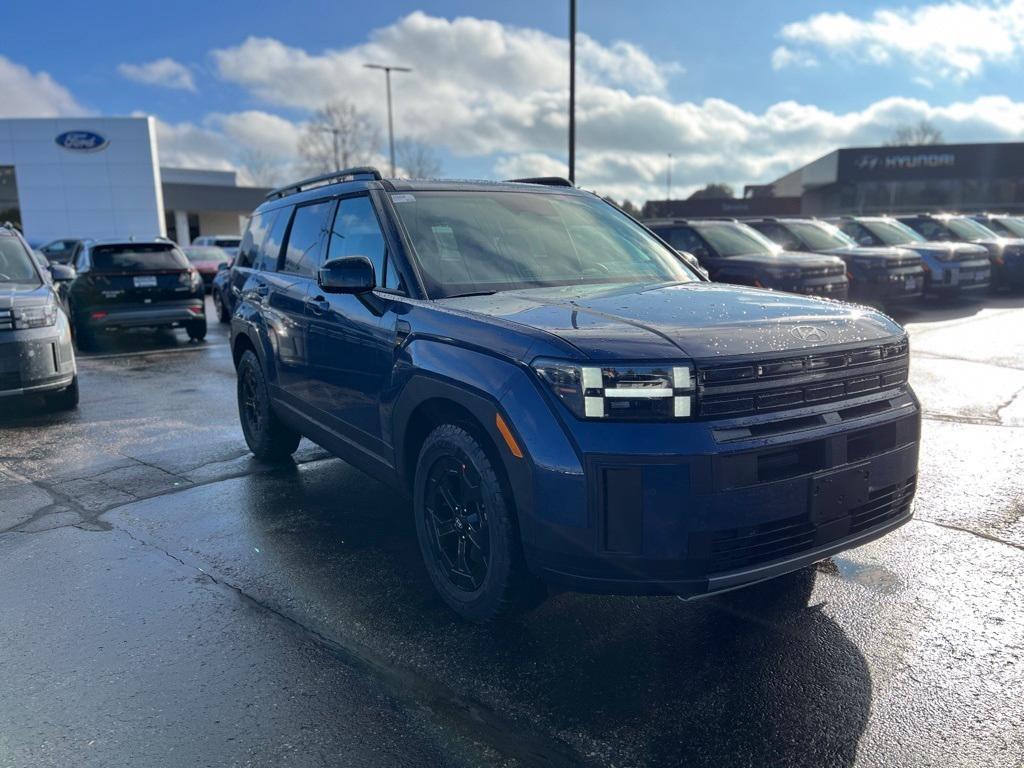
left=851, top=268, right=925, bottom=303
left=0, top=318, right=76, bottom=397
left=78, top=300, right=205, bottom=331
left=925, top=259, right=991, bottom=295
left=520, top=391, right=920, bottom=597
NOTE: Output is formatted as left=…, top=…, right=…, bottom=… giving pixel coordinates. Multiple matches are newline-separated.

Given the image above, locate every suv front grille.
left=697, top=340, right=909, bottom=418
left=800, top=265, right=845, bottom=278
left=698, top=476, right=916, bottom=574
left=885, top=256, right=921, bottom=269
left=0, top=309, right=12, bottom=331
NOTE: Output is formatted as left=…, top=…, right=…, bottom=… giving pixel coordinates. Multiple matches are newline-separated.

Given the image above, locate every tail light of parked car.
left=533, top=360, right=695, bottom=420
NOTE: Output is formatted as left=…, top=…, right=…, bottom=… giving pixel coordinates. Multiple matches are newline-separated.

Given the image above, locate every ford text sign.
left=55, top=131, right=109, bottom=152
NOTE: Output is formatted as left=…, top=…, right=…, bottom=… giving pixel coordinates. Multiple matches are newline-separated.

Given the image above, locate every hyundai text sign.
left=55, top=131, right=109, bottom=152
left=839, top=143, right=1024, bottom=181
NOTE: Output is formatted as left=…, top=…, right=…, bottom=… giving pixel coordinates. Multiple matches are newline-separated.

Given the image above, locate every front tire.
left=187, top=319, right=207, bottom=342
left=236, top=349, right=300, bottom=463
left=413, top=424, right=545, bottom=622
left=44, top=376, right=79, bottom=411
left=214, top=290, right=230, bottom=323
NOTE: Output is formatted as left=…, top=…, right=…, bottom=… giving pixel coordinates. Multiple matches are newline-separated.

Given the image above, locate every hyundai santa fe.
left=230, top=169, right=921, bottom=621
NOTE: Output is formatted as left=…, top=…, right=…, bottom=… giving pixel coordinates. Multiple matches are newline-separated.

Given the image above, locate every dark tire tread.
left=237, top=350, right=300, bottom=464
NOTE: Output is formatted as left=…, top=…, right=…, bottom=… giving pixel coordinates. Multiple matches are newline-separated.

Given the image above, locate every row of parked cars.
left=644, top=212, right=1024, bottom=307
left=1, top=228, right=241, bottom=411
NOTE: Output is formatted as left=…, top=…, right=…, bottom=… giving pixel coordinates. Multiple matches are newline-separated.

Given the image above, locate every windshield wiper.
left=443, top=290, right=498, bottom=299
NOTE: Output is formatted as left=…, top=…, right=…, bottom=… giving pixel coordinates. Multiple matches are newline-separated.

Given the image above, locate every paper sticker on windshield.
left=391, top=193, right=416, bottom=203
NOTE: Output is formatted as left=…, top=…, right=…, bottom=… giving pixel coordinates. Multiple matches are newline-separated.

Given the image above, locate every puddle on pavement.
left=816, top=557, right=902, bottom=594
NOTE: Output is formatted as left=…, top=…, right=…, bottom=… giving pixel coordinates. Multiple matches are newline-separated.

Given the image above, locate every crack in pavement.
left=912, top=350, right=1024, bottom=372
left=109, top=524, right=596, bottom=768
left=913, top=517, right=1024, bottom=553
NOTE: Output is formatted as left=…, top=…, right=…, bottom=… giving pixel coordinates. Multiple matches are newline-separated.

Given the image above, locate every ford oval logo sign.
left=55, top=131, right=109, bottom=152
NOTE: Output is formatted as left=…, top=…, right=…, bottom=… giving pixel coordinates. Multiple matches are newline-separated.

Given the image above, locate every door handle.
left=306, top=295, right=330, bottom=315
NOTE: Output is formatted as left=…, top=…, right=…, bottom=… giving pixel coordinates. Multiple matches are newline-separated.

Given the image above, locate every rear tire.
left=236, top=349, right=300, bottom=463
left=44, top=376, right=79, bottom=411
left=413, top=424, right=546, bottom=622
left=186, top=319, right=207, bottom=342
left=214, top=290, right=230, bottom=323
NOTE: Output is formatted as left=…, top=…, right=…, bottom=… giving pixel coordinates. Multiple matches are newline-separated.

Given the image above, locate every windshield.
left=947, top=218, right=999, bottom=241
left=992, top=217, right=1024, bottom=237
left=787, top=221, right=855, bottom=250
left=695, top=223, right=776, bottom=256
left=0, top=233, right=42, bottom=285
left=91, top=244, right=189, bottom=272
left=392, top=191, right=696, bottom=297
left=863, top=219, right=926, bottom=245
left=184, top=246, right=226, bottom=262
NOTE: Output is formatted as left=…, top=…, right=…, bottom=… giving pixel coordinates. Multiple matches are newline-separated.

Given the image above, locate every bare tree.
left=688, top=183, right=735, bottom=200
left=238, top=149, right=285, bottom=188
left=885, top=119, right=945, bottom=146
left=297, top=100, right=380, bottom=174
left=396, top=139, right=442, bottom=178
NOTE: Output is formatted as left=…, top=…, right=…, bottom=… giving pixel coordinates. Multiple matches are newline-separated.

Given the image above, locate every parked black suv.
left=746, top=218, right=924, bottom=305
left=644, top=218, right=849, bottom=298
left=831, top=215, right=990, bottom=297
left=231, top=168, right=920, bottom=622
left=897, top=213, right=1024, bottom=290
left=68, top=238, right=206, bottom=349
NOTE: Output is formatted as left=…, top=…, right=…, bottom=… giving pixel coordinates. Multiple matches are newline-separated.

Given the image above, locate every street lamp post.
left=364, top=63, right=412, bottom=177
left=568, top=0, right=577, bottom=185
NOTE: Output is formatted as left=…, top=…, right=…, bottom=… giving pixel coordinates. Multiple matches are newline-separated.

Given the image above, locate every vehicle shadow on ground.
left=238, top=460, right=872, bottom=768
left=888, top=291, right=1024, bottom=325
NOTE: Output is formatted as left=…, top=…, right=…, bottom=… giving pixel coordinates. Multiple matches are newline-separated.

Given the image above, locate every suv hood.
left=821, top=245, right=916, bottom=261
left=442, top=282, right=902, bottom=360
left=726, top=250, right=844, bottom=269
left=0, top=283, right=49, bottom=310
left=903, top=241, right=989, bottom=260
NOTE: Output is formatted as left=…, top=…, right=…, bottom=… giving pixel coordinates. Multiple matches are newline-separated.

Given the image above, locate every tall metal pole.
left=568, top=0, right=577, bottom=185
left=569, top=0, right=577, bottom=185
left=364, top=63, right=412, bottom=177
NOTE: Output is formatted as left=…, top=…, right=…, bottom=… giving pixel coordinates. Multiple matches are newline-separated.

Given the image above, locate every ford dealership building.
left=0, top=116, right=267, bottom=245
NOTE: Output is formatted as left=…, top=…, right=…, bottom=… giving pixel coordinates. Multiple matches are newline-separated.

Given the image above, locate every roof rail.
left=265, top=167, right=383, bottom=201
left=506, top=176, right=575, bottom=188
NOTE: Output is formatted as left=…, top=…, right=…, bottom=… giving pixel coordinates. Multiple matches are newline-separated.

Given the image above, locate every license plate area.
left=809, top=463, right=870, bottom=523
left=134, top=275, right=158, bottom=288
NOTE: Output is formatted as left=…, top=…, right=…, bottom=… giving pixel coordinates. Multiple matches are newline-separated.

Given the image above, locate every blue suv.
left=231, top=169, right=921, bottom=621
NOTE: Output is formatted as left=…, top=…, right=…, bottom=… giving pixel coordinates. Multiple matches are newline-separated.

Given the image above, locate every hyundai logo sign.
left=55, top=131, right=109, bottom=152
left=854, top=151, right=955, bottom=171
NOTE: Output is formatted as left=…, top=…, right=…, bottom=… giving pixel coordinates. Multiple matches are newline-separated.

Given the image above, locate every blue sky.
left=4, top=1, right=1024, bottom=201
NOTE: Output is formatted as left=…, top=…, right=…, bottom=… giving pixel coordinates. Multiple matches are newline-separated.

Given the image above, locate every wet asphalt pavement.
left=1, top=294, right=1023, bottom=767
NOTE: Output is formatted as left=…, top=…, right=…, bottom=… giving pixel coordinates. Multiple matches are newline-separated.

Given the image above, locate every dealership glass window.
left=281, top=201, right=332, bottom=277
left=0, top=166, right=21, bottom=231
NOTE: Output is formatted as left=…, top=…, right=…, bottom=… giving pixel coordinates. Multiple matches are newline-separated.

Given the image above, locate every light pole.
left=364, top=63, right=412, bottom=177
left=568, top=0, right=577, bottom=185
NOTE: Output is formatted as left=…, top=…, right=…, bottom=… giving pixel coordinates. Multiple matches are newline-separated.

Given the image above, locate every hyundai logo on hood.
left=55, top=131, right=109, bottom=152
left=790, top=325, right=829, bottom=342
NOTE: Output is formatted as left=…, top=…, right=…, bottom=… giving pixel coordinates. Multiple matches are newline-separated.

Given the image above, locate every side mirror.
left=318, top=256, right=375, bottom=294
left=676, top=250, right=710, bottom=279
left=217, top=262, right=230, bottom=272
left=48, top=263, right=76, bottom=282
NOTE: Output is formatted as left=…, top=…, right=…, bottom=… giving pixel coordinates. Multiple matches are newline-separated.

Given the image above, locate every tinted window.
left=0, top=232, right=40, bottom=284
left=328, top=196, right=387, bottom=282
left=259, top=207, right=292, bottom=271
left=282, top=202, right=332, bottom=276
left=695, top=223, right=777, bottom=257
left=992, top=216, right=1024, bottom=237
left=783, top=221, right=854, bottom=251
left=947, top=218, right=998, bottom=240
left=749, top=222, right=801, bottom=251
left=655, top=226, right=709, bottom=256
left=392, top=192, right=694, bottom=297
left=91, top=244, right=189, bottom=272
left=238, top=212, right=274, bottom=268
left=902, top=218, right=952, bottom=241
left=861, top=220, right=925, bottom=246
left=213, top=237, right=241, bottom=249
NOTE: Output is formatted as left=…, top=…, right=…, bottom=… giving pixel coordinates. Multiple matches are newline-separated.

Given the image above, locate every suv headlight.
left=13, top=302, right=58, bottom=329
left=533, top=359, right=695, bottom=420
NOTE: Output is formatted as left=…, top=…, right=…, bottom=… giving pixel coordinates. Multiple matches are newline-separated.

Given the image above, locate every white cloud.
left=118, top=58, right=196, bottom=92
left=771, top=46, right=819, bottom=70
left=778, top=1, right=1024, bottom=82
left=0, top=55, right=86, bottom=116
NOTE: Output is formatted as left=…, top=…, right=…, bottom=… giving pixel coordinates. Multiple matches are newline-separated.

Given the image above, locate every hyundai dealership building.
left=0, top=116, right=267, bottom=246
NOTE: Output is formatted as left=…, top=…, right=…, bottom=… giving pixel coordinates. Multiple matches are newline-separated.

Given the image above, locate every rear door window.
left=260, top=207, right=292, bottom=271
left=237, top=213, right=271, bottom=269
left=281, top=202, right=332, bottom=276
left=90, top=244, right=188, bottom=272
